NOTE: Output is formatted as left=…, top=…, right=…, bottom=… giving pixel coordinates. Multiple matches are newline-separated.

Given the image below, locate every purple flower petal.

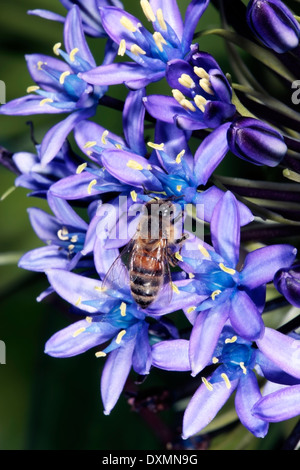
left=0, top=95, right=67, bottom=116
left=27, top=207, right=61, bottom=242
left=152, top=339, right=190, bottom=371
left=150, top=0, right=184, bottom=40
left=194, top=123, right=230, bottom=186
left=252, top=385, right=300, bottom=422
left=182, top=376, right=238, bottom=439
left=45, top=319, right=117, bottom=358
left=240, top=244, right=297, bottom=289
left=25, top=54, right=72, bottom=92
left=18, top=246, right=72, bottom=272
left=230, top=290, right=264, bottom=340
left=123, top=88, right=146, bottom=156
left=100, top=7, right=141, bottom=48
left=64, top=6, right=96, bottom=67
left=256, top=327, right=300, bottom=379
left=235, top=370, right=269, bottom=438
left=74, top=119, right=125, bottom=155
left=80, top=62, right=154, bottom=86
left=47, top=193, right=88, bottom=230
left=143, top=95, right=184, bottom=124
left=132, top=323, right=152, bottom=375
left=40, top=107, right=96, bottom=166
left=210, top=191, right=241, bottom=267
left=182, top=0, right=210, bottom=52
left=101, top=338, right=136, bottom=415
left=50, top=172, right=103, bottom=200
left=189, top=304, right=230, bottom=376
left=46, top=269, right=105, bottom=313
left=255, top=350, right=300, bottom=385
left=28, top=9, right=65, bottom=24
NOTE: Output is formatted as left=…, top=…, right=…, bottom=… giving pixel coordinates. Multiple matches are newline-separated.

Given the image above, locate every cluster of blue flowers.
left=1, top=0, right=300, bottom=447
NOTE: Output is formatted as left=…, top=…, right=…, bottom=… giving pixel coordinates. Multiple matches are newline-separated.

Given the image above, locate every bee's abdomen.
left=130, top=251, right=164, bottom=309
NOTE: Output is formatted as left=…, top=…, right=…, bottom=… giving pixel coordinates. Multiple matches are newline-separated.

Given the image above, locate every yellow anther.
left=40, top=98, right=53, bottom=106
left=176, top=185, right=182, bottom=192
left=53, top=42, right=62, bottom=55
left=37, top=61, right=47, bottom=70
left=171, top=283, right=179, bottom=294
left=115, top=143, right=122, bottom=150
left=130, top=44, right=146, bottom=55
left=198, top=244, right=210, bottom=258
left=176, top=149, right=185, bottom=164
left=212, top=357, right=219, bottom=364
left=76, top=162, right=87, bottom=174
left=127, top=160, right=144, bottom=170
left=94, top=285, right=107, bottom=292
left=188, top=272, right=195, bottom=279
left=153, top=31, right=167, bottom=52
left=175, top=252, right=183, bottom=262
left=101, top=130, right=109, bottom=145
left=194, top=66, right=209, bottom=79
left=59, top=71, right=71, bottom=85
left=202, top=376, right=213, bottom=391
left=26, top=85, right=40, bottom=93
left=146, top=164, right=152, bottom=170
left=69, top=48, right=79, bottom=62
left=116, top=329, right=126, bottom=344
left=57, top=227, right=69, bottom=241
left=194, top=94, right=207, bottom=112
left=95, top=351, right=107, bottom=358
left=84, top=141, right=97, bottom=149
left=71, top=236, right=78, bottom=243
left=140, top=0, right=156, bottom=22
left=87, top=179, right=97, bottom=194
left=219, top=263, right=236, bottom=275
left=199, top=78, right=214, bottom=95
left=180, top=99, right=196, bottom=112
left=225, top=336, right=237, bottom=344
left=130, top=190, right=138, bottom=202
left=187, top=306, right=196, bottom=314
left=240, top=362, right=247, bottom=374
left=147, top=142, right=165, bottom=150
left=118, top=39, right=127, bottom=56
left=120, top=302, right=127, bottom=317
left=221, top=373, right=232, bottom=389
left=68, top=243, right=75, bottom=252
left=156, top=8, right=167, bottom=31
left=172, top=89, right=186, bottom=103
left=72, top=326, right=85, bottom=337
left=86, top=316, right=93, bottom=323
left=178, top=73, right=196, bottom=89
left=120, top=16, right=137, bottom=32
left=211, top=289, right=222, bottom=300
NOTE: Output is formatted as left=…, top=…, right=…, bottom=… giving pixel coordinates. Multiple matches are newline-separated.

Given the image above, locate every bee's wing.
left=147, top=242, right=174, bottom=310
left=102, top=239, right=135, bottom=291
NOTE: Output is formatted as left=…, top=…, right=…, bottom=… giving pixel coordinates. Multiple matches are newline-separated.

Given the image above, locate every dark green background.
left=0, top=0, right=297, bottom=450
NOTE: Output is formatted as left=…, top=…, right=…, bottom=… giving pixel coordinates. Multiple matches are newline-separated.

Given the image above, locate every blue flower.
left=79, top=0, right=210, bottom=89
left=152, top=326, right=300, bottom=438
left=178, top=191, right=297, bottom=373
left=0, top=6, right=111, bottom=165
left=274, top=263, right=300, bottom=308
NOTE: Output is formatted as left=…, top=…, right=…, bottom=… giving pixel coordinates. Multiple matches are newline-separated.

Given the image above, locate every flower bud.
left=274, top=264, right=300, bottom=308
left=227, top=117, right=287, bottom=166
left=246, top=0, right=300, bottom=53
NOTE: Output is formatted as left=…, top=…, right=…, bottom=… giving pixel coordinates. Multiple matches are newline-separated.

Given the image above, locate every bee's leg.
left=174, top=233, right=189, bottom=247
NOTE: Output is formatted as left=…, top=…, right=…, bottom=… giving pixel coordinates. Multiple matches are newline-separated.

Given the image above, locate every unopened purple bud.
left=227, top=117, right=287, bottom=166
left=274, top=264, right=300, bottom=308
left=246, top=0, right=300, bottom=53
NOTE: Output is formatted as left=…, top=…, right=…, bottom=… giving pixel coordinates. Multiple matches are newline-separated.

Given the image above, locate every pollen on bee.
left=156, top=8, right=167, bottom=31
left=120, top=302, right=127, bottom=317
left=116, top=329, right=126, bottom=344
left=26, top=85, right=40, bottom=93
left=225, top=336, right=237, bottom=344
left=202, top=376, right=213, bottom=391
left=120, top=16, right=137, bottom=32
left=59, top=71, right=71, bottom=85
left=219, top=263, right=236, bottom=275
left=69, top=48, right=79, bottom=62
left=72, top=326, right=85, bottom=337
left=127, top=160, right=144, bottom=170
left=140, top=0, right=156, bottom=22
left=221, top=373, right=232, bottom=389
left=147, top=142, right=165, bottom=150
left=118, top=39, right=127, bottom=56
left=87, top=179, right=97, bottom=194
left=130, top=44, right=147, bottom=56
left=76, top=162, right=87, bottom=174
left=178, top=73, right=196, bottom=89
left=53, top=42, right=62, bottom=56
left=39, top=98, right=54, bottom=106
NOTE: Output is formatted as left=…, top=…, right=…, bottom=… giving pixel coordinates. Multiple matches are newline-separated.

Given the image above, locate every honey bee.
left=103, top=198, right=187, bottom=309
